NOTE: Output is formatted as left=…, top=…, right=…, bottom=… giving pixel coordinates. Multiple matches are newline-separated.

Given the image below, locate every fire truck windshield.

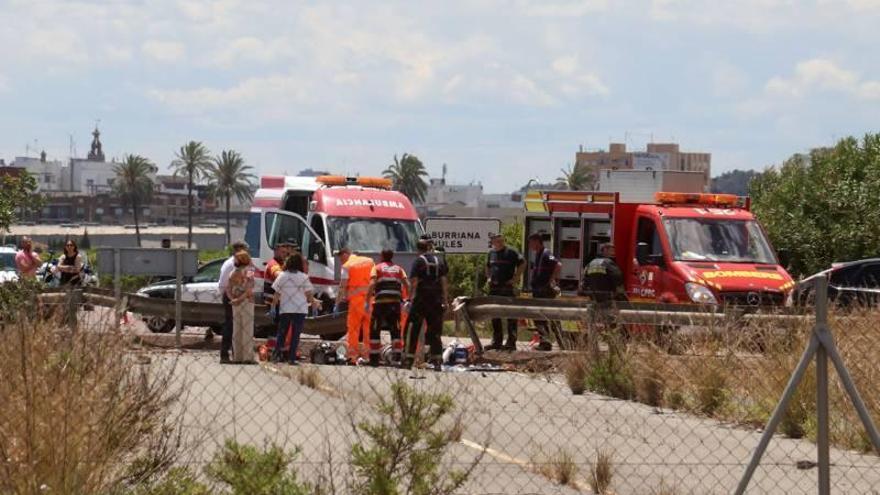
left=664, top=218, right=777, bottom=264
left=327, top=217, right=421, bottom=253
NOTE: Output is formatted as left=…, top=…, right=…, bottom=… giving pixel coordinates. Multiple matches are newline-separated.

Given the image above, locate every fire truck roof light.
left=655, top=192, right=739, bottom=207
left=316, top=175, right=393, bottom=189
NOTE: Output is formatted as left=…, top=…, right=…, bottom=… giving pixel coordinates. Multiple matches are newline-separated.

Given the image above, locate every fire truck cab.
left=245, top=175, right=424, bottom=306
left=523, top=190, right=795, bottom=307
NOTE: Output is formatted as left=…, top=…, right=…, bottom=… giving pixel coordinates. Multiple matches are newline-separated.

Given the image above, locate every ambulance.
left=245, top=175, right=424, bottom=309
left=523, top=190, right=795, bottom=307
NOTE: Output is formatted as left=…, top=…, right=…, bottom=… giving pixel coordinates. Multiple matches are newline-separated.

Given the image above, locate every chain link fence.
left=3, top=277, right=880, bottom=494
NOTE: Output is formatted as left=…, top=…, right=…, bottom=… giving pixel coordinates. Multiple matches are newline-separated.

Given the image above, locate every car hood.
left=677, top=262, right=795, bottom=293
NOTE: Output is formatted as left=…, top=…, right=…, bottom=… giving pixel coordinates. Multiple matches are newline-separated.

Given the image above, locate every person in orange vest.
left=336, top=247, right=375, bottom=364
left=367, top=248, right=409, bottom=366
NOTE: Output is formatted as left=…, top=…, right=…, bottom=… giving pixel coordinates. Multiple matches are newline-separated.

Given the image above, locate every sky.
left=1, top=0, right=878, bottom=193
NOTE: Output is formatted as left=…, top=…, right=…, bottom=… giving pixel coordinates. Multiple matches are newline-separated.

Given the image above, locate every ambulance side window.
left=636, top=217, right=663, bottom=257
left=265, top=212, right=305, bottom=250
left=307, top=215, right=328, bottom=264
left=310, top=215, right=326, bottom=244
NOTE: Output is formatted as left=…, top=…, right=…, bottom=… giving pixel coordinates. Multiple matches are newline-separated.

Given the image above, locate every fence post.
left=175, top=248, right=183, bottom=348
left=113, top=248, right=121, bottom=328
left=814, top=276, right=831, bottom=495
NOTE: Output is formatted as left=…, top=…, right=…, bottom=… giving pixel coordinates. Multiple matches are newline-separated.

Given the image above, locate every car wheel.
left=146, top=316, right=175, bottom=333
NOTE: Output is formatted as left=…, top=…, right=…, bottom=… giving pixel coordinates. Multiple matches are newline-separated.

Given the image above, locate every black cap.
left=528, top=232, right=545, bottom=241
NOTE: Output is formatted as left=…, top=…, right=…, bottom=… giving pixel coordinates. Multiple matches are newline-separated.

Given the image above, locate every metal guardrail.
left=37, top=287, right=348, bottom=337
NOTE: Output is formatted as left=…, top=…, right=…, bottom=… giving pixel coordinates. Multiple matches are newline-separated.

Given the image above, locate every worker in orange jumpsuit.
left=336, top=247, right=375, bottom=364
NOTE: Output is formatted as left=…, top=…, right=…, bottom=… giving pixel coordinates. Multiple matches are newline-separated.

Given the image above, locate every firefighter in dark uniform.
left=367, top=248, right=409, bottom=366
left=528, top=232, right=561, bottom=351
left=485, top=233, right=525, bottom=351
left=582, top=243, right=626, bottom=303
left=402, top=239, right=449, bottom=370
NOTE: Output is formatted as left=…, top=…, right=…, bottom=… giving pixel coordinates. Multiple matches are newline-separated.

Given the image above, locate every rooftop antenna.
left=69, top=134, right=77, bottom=159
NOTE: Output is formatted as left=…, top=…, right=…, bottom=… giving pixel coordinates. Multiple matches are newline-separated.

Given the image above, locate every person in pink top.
left=15, top=237, right=41, bottom=279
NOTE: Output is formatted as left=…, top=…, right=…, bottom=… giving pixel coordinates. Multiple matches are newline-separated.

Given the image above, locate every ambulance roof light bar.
left=316, top=175, right=393, bottom=189
left=655, top=192, right=740, bottom=207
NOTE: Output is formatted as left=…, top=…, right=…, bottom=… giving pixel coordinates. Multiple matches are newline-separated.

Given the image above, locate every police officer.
left=528, top=232, right=561, bottom=351
left=582, top=243, right=626, bottom=304
left=485, top=233, right=525, bottom=351
left=367, top=248, right=409, bottom=366
left=402, top=239, right=449, bottom=370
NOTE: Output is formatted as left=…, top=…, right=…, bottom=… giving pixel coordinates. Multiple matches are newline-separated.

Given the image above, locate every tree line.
left=113, top=142, right=256, bottom=248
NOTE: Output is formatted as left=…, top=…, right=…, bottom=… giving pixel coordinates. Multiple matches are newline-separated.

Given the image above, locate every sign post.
left=424, top=217, right=502, bottom=255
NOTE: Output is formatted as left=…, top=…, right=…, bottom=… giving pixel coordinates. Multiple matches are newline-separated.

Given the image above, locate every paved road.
left=145, top=350, right=880, bottom=495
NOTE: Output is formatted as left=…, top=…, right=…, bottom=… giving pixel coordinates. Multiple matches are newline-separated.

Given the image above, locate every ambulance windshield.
left=327, top=217, right=421, bottom=253
left=664, top=218, right=777, bottom=264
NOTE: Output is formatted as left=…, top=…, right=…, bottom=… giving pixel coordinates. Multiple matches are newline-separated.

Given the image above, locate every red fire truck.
left=523, top=190, right=795, bottom=306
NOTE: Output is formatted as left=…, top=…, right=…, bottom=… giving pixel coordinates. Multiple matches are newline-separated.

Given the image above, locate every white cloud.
left=210, top=36, right=285, bottom=67
left=149, top=74, right=312, bottom=116
left=764, top=58, right=880, bottom=100
left=142, top=40, right=186, bottom=63
left=513, top=0, right=608, bottom=17
left=24, top=28, right=87, bottom=62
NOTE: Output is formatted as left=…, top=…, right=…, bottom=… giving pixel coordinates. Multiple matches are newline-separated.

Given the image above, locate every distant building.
left=421, top=177, right=483, bottom=216
left=575, top=142, right=711, bottom=189
left=11, top=154, right=66, bottom=191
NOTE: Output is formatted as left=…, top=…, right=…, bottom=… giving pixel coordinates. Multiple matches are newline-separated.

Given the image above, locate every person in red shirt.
left=15, top=236, right=41, bottom=279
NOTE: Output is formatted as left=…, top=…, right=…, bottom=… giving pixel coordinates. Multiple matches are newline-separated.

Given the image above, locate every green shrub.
left=350, top=381, right=477, bottom=495
left=120, top=468, right=210, bottom=495
left=586, top=353, right=634, bottom=400
left=204, top=440, right=314, bottom=495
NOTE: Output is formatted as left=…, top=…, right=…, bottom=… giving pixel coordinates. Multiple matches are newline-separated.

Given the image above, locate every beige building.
left=575, top=142, right=711, bottom=189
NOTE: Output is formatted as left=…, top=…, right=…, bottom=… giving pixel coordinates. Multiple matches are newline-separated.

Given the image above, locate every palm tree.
left=171, top=141, right=212, bottom=247
left=207, top=150, right=256, bottom=246
left=383, top=153, right=429, bottom=203
left=556, top=164, right=593, bottom=191
left=113, top=154, right=156, bottom=247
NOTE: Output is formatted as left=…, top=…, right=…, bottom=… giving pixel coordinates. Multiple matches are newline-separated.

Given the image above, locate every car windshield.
left=0, top=253, right=14, bottom=272
left=664, top=218, right=777, bottom=264
left=327, top=217, right=421, bottom=253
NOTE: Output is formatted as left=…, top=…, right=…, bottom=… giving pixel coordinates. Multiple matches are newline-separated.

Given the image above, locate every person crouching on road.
left=367, top=248, right=409, bottom=367
left=528, top=232, right=561, bottom=351
left=218, top=241, right=250, bottom=364
left=226, top=251, right=256, bottom=364
left=402, top=239, right=449, bottom=370
left=336, top=247, right=375, bottom=364
left=485, top=233, right=525, bottom=351
left=272, top=252, right=320, bottom=365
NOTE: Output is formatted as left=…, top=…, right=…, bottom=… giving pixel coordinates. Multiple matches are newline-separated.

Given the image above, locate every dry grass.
left=589, top=449, right=614, bottom=494
left=533, top=448, right=580, bottom=487
left=297, top=365, right=323, bottom=390
left=651, top=479, right=681, bottom=495
left=596, top=307, right=880, bottom=453
left=563, top=353, right=589, bottom=395
left=0, top=311, right=186, bottom=494
left=632, top=344, right=666, bottom=407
